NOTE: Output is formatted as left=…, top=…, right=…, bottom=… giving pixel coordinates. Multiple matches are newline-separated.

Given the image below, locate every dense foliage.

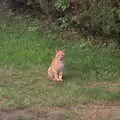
left=1, top=0, right=120, bottom=39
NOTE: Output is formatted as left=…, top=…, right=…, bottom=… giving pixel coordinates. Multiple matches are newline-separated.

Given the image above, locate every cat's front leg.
left=53, top=70, right=59, bottom=81
left=59, top=72, right=63, bottom=81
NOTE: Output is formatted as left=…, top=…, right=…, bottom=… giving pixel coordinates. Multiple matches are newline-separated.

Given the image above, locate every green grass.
left=0, top=17, right=120, bottom=110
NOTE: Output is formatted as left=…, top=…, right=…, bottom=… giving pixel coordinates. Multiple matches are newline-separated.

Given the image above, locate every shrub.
left=0, top=0, right=120, bottom=40
left=56, top=0, right=120, bottom=39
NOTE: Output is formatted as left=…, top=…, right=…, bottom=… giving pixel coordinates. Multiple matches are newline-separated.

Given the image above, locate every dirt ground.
left=0, top=104, right=120, bottom=120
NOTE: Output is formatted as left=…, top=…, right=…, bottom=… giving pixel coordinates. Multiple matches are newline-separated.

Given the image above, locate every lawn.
left=0, top=15, right=120, bottom=117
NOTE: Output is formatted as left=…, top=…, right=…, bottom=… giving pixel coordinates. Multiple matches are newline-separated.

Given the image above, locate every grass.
left=0, top=16, right=120, bottom=110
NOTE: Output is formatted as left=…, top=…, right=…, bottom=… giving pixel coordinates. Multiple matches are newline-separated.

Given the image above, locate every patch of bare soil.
left=71, top=104, right=120, bottom=120
left=81, top=81, right=120, bottom=91
left=0, top=104, right=120, bottom=120
left=91, top=82, right=120, bottom=87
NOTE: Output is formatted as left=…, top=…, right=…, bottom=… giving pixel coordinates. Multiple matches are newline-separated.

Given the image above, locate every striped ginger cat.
left=48, top=50, right=65, bottom=82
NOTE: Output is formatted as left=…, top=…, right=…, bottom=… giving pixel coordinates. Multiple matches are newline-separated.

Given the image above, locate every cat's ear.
left=56, top=49, right=60, bottom=53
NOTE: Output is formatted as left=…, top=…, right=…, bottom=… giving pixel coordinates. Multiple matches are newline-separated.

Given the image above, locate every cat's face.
left=56, top=50, right=65, bottom=60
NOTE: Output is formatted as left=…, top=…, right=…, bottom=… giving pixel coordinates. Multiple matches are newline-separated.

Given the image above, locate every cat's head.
left=56, top=50, right=65, bottom=60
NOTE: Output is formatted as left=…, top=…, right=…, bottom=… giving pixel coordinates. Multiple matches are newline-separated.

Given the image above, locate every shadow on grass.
left=64, top=70, right=82, bottom=81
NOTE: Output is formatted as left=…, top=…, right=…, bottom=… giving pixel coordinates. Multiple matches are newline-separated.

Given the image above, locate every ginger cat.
left=48, top=50, right=65, bottom=82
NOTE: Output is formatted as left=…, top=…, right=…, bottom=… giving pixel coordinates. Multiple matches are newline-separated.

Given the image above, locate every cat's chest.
left=53, top=60, right=64, bottom=69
